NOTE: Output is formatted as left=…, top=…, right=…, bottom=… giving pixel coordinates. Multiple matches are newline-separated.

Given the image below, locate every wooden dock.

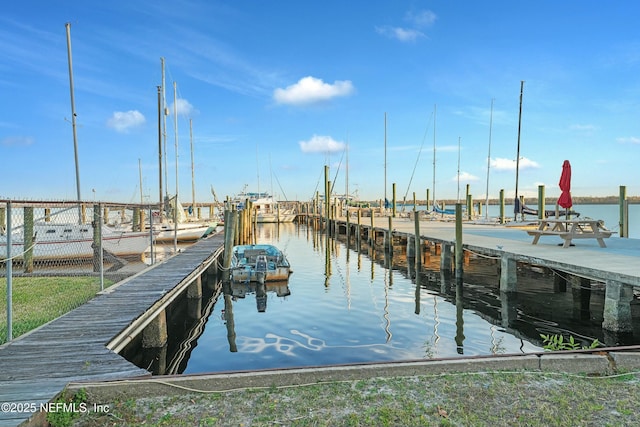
left=310, top=212, right=640, bottom=337
left=0, top=232, right=225, bottom=427
left=319, top=214, right=640, bottom=286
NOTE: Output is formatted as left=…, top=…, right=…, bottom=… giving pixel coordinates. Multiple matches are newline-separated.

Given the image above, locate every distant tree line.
left=387, top=196, right=640, bottom=206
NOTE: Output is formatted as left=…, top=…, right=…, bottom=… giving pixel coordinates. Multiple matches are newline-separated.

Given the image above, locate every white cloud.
left=569, top=124, right=597, bottom=132
left=1, top=136, right=34, bottom=146
left=274, top=76, right=354, bottom=105
left=617, top=136, right=640, bottom=144
left=491, top=157, right=540, bottom=171
left=375, top=26, right=424, bottom=42
left=106, top=110, right=145, bottom=133
left=405, top=10, right=437, bottom=27
left=299, top=135, right=346, bottom=153
left=451, top=172, right=480, bottom=182
left=169, top=99, right=196, bottom=117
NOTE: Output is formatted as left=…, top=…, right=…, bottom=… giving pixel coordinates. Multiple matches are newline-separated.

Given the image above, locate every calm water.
left=120, top=207, right=640, bottom=375
left=179, top=222, right=567, bottom=375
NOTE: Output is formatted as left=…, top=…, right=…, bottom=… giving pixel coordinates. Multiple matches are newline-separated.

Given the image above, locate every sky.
left=2, top=1, right=640, bottom=206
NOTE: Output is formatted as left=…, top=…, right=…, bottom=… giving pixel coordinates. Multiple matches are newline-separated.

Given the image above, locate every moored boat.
left=230, top=244, right=292, bottom=284
left=0, top=222, right=156, bottom=261
left=233, top=192, right=296, bottom=223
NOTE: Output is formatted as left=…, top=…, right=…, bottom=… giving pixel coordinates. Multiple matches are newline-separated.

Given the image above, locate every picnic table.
left=526, top=218, right=613, bottom=248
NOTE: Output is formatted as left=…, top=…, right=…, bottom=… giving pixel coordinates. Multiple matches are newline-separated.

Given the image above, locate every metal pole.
left=157, top=85, right=163, bottom=223
left=6, top=201, right=13, bottom=341
left=514, top=81, right=524, bottom=220
left=485, top=98, right=494, bottom=220
left=98, top=204, right=104, bottom=291
left=65, top=23, right=82, bottom=217
left=384, top=112, right=387, bottom=210
left=190, top=118, right=196, bottom=216
left=149, top=205, right=155, bottom=264
left=161, top=57, right=169, bottom=201
left=432, top=104, right=437, bottom=210
left=173, top=81, right=179, bottom=253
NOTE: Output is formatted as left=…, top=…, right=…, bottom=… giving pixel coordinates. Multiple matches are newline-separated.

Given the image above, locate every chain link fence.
left=1, top=199, right=219, bottom=343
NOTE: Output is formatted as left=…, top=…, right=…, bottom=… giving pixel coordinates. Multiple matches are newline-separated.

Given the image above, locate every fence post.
left=98, top=204, right=104, bottom=291
left=92, top=204, right=102, bottom=272
left=23, top=206, right=34, bottom=273
left=6, top=201, right=13, bottom=342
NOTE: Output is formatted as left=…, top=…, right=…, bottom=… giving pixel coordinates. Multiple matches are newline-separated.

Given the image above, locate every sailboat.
left=511, top=82, right=579, bottom=220
left=430, top=104, right=456, bottom=215
left=0, top=220, right=155, bottom=261
left=148, top=61, right=215, bottom=242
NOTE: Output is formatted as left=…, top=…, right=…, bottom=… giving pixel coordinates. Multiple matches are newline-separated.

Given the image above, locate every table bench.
left=526, top=219, right=613, bottom=248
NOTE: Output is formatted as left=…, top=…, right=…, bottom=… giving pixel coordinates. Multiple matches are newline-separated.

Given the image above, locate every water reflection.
left=121, top=220, right=639, bottom=376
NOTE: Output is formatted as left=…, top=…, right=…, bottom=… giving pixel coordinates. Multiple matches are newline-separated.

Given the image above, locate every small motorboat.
left=230, top=244, right=291, bottom=284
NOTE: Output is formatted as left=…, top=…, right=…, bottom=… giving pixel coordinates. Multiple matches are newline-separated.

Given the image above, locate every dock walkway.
left=337, top=215, right=640, bottom=286
left=0, top=232, right=225, bottom=427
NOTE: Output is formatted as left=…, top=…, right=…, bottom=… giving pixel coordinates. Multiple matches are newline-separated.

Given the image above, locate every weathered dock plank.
left=0, top=231, right=225, bottom=427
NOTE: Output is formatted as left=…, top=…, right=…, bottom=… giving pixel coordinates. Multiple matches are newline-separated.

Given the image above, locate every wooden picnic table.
left=526, top=218, right=613, bottom=248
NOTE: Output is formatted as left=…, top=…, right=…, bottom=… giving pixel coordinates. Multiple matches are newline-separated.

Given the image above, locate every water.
left=179, top=222, right=550, bottom=375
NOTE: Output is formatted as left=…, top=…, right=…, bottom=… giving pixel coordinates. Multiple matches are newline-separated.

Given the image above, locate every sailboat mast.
left=514, top=80, right=524, bottom=220
left=161, top=58, right=169, bottom=201
left=157, top=85, right=163, bottom=221
left=456, top=137, right=461, bottom=203
left=485, top=98, right=494, bottom=220
left=190, top=118, right=195, bottom=214
left=173, top=81, right=179, bottom=251
left=65, top=23, right=82, bottom=205
left=139, top=158, right=143, bottom=205
left=346, top=134, right=349, bottom=201
left=432, top=104, right=437, bottom=210
left=384, top=112, right=387, bottom=208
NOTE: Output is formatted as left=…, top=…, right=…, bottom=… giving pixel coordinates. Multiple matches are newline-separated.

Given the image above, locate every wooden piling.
left=357, top=209, right=362, bottom=250
left=620, top=185, right=628, bottom=238
left=455, top=204, right=463, bottom=279
left=132, top=207, right=140, bottom=232
left=221, top=208, right=236, bottom=283
left=414, top=207, right=422, bottom=275
left=603, top=280, right=633, bottom=332
left=387, top=215, right=393, bottom=256
left=23, top=207, right=34, bottom=273
left=392, top=182, right=396, bottom=217
left=142, top=311, right=168, bottom=348
left=538, top=185, right=545, bottom=220
left=500, top=255, right=517, bottom=292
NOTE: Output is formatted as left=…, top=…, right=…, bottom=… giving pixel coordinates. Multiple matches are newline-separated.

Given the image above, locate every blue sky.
left=2, top=1, right=639, bottom=206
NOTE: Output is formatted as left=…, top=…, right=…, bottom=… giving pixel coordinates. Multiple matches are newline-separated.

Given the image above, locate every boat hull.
left=0, top=223, right=155, bottom=261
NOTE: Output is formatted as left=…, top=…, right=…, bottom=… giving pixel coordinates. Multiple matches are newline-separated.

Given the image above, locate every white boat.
left=234, top=192, right=296, bottom=223
left=230, top=244, right=292, bottom=284
left=151, top=221, right=214, bottom=242
left=0, top=222, right=156, bottom=261
left=151, top=197, right=216, bottom=242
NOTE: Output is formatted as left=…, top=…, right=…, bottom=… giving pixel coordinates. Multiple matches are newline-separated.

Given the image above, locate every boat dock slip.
left=329, top=215, right=640, bottom=285
left=320, top=213, right=640, bottom=336
left=0, top=232, right=224, bottom=427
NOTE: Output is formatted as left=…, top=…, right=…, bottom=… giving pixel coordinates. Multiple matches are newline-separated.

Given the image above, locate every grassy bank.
left=0, top=276, right=112, bottom=344
left=65, top=370, right=640, bottom=426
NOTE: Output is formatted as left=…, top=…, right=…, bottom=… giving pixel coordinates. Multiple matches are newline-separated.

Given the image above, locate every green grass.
left=70, top=371, right=640, bottom=426
left=0, top=276, right=113, bottom=344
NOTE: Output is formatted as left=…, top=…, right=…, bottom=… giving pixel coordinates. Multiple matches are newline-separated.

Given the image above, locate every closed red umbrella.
left=558, top=160, right=572, bottom=209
